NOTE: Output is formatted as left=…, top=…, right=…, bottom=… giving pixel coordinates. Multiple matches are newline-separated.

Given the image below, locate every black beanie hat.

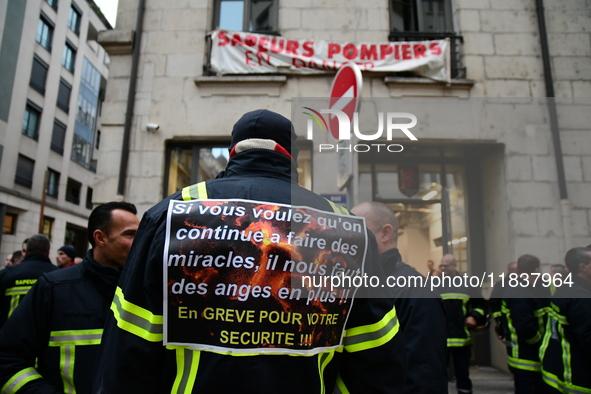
left=58, top=245, right=76, bottom=260
left=229, top=110, right=299, bottom=162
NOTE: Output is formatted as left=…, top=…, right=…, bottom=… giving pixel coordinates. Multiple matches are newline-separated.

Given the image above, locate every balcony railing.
left=388, top=31, right=465, bottom=79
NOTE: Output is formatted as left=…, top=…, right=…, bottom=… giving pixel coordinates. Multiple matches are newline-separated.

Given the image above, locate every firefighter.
left=0, top=235, right=57, bottom=329
left=0, top=202, right=139, bottom=393
left=352, top=201, right=447, bottom=393
left=439, top=254, right=488, bottom=394
left=540, top=247, right=591, bottom=393
left=94, top=109, right=407, bottom=393
left=500, top=254, right=550, bottom=393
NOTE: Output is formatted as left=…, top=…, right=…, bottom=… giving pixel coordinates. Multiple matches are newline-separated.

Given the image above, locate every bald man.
left=352, top=202, right=447, bottom=394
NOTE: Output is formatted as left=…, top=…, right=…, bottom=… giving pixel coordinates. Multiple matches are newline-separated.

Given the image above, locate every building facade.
left=0, top=0, right=111, bottom=264
left=96, top=0, right=590, bottom=367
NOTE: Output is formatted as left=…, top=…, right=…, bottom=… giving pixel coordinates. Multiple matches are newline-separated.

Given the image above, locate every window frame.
left=213, top=0, right=279, bottom=34
left=3, top=213, right=17, bottom=235
left=57, top=79, right=72, bottom=113
left=46, top=0, right=58, bottom=11
left=51, top=119, right=67, bottom=155
left=62, top=40, right=77, bottom=73
left=65, top=177, right=82, bottom=205
left=36, top=13, right=54, bottom=52
left=30, top=56, right=49, bottom=95
left=68, top=3, right=82, bottom=35
left=15, top=154, right=35, bottom=188
left=22, top=101, right=42, bottom=140
left=389, top=0, right=453, bottom=33
left=46, top=168, right=60, bottom=198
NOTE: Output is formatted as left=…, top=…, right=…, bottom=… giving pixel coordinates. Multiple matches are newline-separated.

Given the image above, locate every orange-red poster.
left=163, top=199, right=368, bottom=355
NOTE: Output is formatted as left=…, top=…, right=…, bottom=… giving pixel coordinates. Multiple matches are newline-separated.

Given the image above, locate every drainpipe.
left=117, top=0, right=146, bottom=196
left=535, top=0, right=573, bottom=249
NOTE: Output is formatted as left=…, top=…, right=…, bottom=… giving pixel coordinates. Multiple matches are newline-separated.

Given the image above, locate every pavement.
left=448, top=366, right=514, bottom=394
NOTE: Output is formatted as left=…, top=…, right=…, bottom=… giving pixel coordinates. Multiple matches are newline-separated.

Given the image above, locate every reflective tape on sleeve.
left=508, top=356, right=541, bottom=372
left=1, top=368, right=42, bottom=394
left=111, top=287, right=163, bottom=342
left=181, top=182, right=208, bottom=201
left=440, top=293, right=470, bottom=300
left=343, top=306, right=399, bottom=352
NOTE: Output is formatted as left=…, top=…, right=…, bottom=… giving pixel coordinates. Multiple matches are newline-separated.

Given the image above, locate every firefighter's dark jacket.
left=440, top=271, right=487, bottom=347
left=540, top=274, right=591, bottom=393
left=501, top=279, right=550, bottom=375
left=0, top=254, right=58, bottom=329
left=94, top=148, right=407, bottom=394
left=380, top=248, right=447, bottom=394
left=0, top=251, right=120, bottom=393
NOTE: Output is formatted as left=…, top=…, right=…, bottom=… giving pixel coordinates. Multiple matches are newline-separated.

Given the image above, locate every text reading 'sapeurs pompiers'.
left=163, top=199, right=368, bottom=355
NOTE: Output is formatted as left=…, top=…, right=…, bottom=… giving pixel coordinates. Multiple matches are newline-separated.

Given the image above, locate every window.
left=390, top=0, right=452, bottom=32
left=15, top=155, right=35, bottom=188
left=214, top=0, right=278, bottom=33
left=65, top=178, right=81, bottom=204
left=46, top=0, right=58, bottom=10
left=30, top=56, right=49, bottom=95
left=86, top=187, right=93, bottom=210
left=62, top=41, right=76, bottom=72
left=72, top=59, right=101, bottom=170
left=22, top=102, right=41, bottom=140
left=57, top=79, right=71, bottom=113
left=42, top=217, right=54, bottom=240
left=389, top=0, right=464, bottom=78
left=3, top=214, right=17, bottom=235
left=36, top=14, right=54, bottom=51
left=47, top=169, right=60, bottom=197
left=68, top=4, right=82, bottom=35
left=51, top=120, right=66, bottom=154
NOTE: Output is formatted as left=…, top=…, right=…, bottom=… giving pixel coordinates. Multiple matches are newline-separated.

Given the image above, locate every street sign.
left=328, top=62, right=362, bottom=140
left=329, top=62, right=362, bottom=190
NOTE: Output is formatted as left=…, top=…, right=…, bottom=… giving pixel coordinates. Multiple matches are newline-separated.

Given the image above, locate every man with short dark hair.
left=500, top=254, right=550, bottom=393
left=56, top=245, right=77, bottom=268
left=540, top=247, right=591, bottom=393
left=352, top=201, right=447, bottom=394
left=0, top=202, right=139, bottom=393
left=0, top=235, right=57, bottom=328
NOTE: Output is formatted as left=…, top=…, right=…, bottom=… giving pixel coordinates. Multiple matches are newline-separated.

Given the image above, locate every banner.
left=163, top=199, right=368, bottom=355
left=210, top=30, right=450, bottom=82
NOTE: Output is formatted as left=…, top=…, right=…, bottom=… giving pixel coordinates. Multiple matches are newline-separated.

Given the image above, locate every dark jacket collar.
left=21, top=254, right=53, bottom=265
left=218, top=150, right=298, bottom=184
left=82, top=250, right=121, bottom=289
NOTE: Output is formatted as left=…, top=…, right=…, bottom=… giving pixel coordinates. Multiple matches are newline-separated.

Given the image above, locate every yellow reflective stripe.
left=325, top=199, right=348, bottom=215
left=318, top=350, right=334, bottom=394
left=492, top=311, right=502, bottom=319
left=473, top=308, right=485, bottom=317
left=447, top=338, right=471, bottom=347
left=559, top=324, right=572, bottom=385
left=1, top=367, right=42, bottom=394
left=49, top=329, right=103, bottom=346
left=181, top=182, right=208, bottom=201
left=526, top=331, right=542, bottom=345
left=171, top=349, right=200, bottom=394
left=196, top=182, right=207, bottom=199
left=5, top=286, right=32, bottom=296
left=111, top=287, right=163, bottom=342
left=508, top=356, right=541, bottom=372
left=334, top=374, right=351, bottom=394
left=542, top=369, right=591, bottom=394
left=344, top=306, right=399, bottom=352
left=60, top=345, right=75, bottom=394
left=440, top=292, right=470, bottom=300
